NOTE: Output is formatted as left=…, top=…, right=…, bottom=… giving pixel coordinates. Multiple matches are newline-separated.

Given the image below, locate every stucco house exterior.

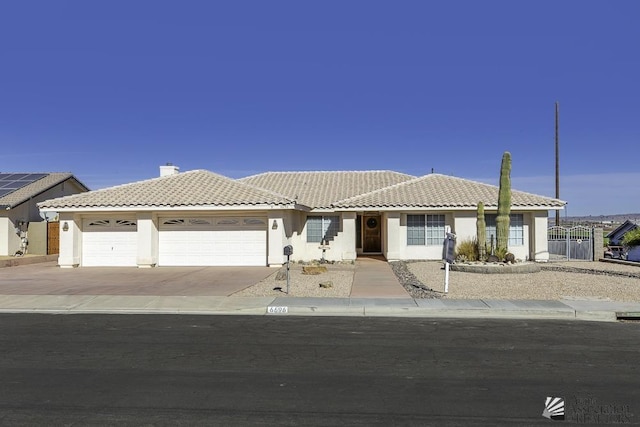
left=0, top=173, right=88, bottom=256
left=606, top=220, right=638, bottom=246
left=606, top=220, right=640, bottom=262
left=38, top=166, right=565, bottom=268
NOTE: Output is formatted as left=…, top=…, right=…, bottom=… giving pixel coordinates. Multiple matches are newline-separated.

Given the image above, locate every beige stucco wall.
left=453, top=211, right=476, bottom=244
left=384, top=210, right=542, bottom=262
left=27, top=221, right=48, bottom=255
left=532, top=211, right=549, bottom=261
left=136, top=213, right=158, bottom=267
left=389, top=212, right=453, bottom=260
left=453, top=210, right=533, bottom=261
left=0, top=217, right=9, bottom=255
left=288, top=212, right=353, bottom=263
left=3, top=203, right=29, bottom=256
left=57, top=209, right=298, bottom=268
left=58, top=213, right=82, bottom=267
left=54, top=207, right=552, bottom=266
left=2, top=179, right=87, bottom=256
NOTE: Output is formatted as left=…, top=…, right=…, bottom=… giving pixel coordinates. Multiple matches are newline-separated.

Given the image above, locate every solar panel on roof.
left=25, top=173, right=47, bottom=181
left=2, top=173, right=29, bottom=180
left=0, top=173, right=48, bottom=198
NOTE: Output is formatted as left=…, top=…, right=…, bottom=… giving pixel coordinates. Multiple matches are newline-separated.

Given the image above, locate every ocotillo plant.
left=495, top=151, right=512, bottom=256
left=476, top=201, right=486, bottom=260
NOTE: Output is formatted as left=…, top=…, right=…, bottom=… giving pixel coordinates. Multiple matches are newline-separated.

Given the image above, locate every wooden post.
left=555, top=101, right=560, bottom=226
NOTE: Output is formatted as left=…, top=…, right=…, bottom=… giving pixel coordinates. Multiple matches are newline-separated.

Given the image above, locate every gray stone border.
left=450, top=262, right=541, bottom=274
left=540, top=265, right=640, bottom=279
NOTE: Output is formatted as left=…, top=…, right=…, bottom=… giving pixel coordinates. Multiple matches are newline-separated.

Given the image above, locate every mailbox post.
left=443, top=232, right=456, bottom=293
left=283, top=245, right=293, bottom=294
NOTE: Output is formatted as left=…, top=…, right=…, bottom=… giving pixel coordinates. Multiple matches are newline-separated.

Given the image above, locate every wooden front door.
left=47, top=221, right=60, bottom=255
left=363, top=215, right=381, bottom=253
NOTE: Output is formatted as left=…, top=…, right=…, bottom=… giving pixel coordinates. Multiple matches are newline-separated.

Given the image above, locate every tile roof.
left=332, top=173, right=566, bottom=209
left=239, top=170, right=415, bottom=208
left=38, top=170, right=294, bottom=209
left=38, top=169, right=565, bottom=212
left=0, top=173, right=87, bottom=209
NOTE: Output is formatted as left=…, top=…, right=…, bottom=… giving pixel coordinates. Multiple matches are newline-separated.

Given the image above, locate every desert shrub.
left=494, top=246, right=508, bottom=262
left=456, top=238, right=478, bottom=262
left=622, top=228, right=640, bottom=248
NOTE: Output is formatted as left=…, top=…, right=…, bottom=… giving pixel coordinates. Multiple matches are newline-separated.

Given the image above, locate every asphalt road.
left=0, top=314, right=638, bottom=426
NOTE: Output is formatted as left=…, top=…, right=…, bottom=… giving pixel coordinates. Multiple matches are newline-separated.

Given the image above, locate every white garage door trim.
left=158, top=217, right=267, bottom=266
left=82, top=218, right=138, bottom=267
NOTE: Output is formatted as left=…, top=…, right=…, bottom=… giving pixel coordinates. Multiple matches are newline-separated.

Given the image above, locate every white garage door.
left=82, top=219, right=138, bottom=267
left=158, top=217, right=267, bottom=266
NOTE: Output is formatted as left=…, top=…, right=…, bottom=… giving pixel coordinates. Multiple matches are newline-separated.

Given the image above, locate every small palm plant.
left=622, top=228, right=640, bottom=248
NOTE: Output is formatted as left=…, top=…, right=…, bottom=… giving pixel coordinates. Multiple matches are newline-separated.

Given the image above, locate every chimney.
left=160, top=163, right=180, bottom=177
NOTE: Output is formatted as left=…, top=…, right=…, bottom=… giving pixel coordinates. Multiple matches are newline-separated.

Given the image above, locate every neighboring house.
left=605, top=220, right=638, bottom=246
left=626, top=247, right=640, bottom=263
left=0, top=173, right=89, bottom=256
left=38, top=166, right=565, bottom=268
left=607, top=220, right=640, bottom=262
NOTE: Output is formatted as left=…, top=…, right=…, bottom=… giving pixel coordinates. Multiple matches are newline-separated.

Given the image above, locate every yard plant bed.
left=450, top=262, right=541, bottom=274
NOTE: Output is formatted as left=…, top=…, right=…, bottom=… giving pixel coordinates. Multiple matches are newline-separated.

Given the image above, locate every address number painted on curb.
left=268, top=306, right=288, bottom=314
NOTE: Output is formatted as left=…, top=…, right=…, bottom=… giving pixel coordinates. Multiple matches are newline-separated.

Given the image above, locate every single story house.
left=1, top=173, right=88, bottom=256
left=38, top=165, right=565, bottom=268
left=606, top=220, right=638, bottom=246
left=606, top=219, right=640, bottom=262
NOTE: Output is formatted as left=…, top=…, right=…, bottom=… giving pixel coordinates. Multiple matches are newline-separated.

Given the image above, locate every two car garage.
left=81, top=217, right=268, bottom=267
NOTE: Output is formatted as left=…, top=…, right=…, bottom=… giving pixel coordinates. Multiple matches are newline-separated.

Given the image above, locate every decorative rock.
left=388, top=261, right=441, bottom=299
left=319, top=281, right=333, bottom=288
left=303, top=266, right=327, bottom=275
left=275, top=269, right=287, bottom=281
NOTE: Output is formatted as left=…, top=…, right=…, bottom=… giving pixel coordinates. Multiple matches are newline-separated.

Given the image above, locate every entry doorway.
left=362, top=215, right=381, bottom=253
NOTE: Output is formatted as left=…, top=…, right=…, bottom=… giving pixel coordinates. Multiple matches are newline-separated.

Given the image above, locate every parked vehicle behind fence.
left=604, top=246, right=627, bottom=260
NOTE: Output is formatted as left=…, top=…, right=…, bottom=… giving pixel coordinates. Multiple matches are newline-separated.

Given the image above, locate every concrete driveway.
left=0, top=262, right=275, bottom=296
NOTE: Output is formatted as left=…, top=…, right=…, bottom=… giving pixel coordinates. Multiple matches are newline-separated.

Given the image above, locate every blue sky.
left=1, top=1, right=638, bottom=216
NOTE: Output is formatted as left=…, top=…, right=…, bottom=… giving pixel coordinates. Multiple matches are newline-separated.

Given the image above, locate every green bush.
left=494, top=247, right=508, bottom=262
left=456, top=238, right=479, bottom=262
left=622, top=228, right=640, bottom=248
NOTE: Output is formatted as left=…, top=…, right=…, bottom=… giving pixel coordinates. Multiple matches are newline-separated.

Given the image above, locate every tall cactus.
left=495, top=151, right=512, bottom=256
left=476, top=201, right=486, bottom=260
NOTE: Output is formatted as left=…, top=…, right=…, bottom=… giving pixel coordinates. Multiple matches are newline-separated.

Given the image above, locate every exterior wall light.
left=272, top=220, right=278, bottom=230
left=62, top=221, right=69, bottom=232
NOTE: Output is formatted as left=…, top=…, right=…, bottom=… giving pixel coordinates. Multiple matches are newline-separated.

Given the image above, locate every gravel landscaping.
left=388, top=261, right=440, bottom=299
left=232, top=259, right=640, bottom=302
left=232, top=263, right=355, bottom=298
left=407, top=261, right=640, bottom=302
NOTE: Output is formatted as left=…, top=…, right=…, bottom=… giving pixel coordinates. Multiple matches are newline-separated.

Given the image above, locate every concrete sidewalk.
left=350, top=256, right=409, bottom=298
left=2, top=255, right=639, bottom=322
left=1, top=294, right=639, bottom=322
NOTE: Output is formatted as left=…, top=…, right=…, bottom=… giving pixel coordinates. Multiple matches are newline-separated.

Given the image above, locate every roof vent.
left=160, top=163, right=180, bottom=177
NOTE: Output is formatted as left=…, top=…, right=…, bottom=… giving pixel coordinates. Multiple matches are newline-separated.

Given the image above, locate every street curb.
left=0, top=306, right=621, bottom=322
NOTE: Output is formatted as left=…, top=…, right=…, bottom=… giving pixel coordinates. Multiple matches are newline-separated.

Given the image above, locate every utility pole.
left=555, top=102, right=560, bottom=226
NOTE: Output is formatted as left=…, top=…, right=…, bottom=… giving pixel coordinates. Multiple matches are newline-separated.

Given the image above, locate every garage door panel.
left=82, top=219, right=137, bottom=267
left=158, top=231, right=217, bottom=266
left=158, top=218, right=267, bottom=266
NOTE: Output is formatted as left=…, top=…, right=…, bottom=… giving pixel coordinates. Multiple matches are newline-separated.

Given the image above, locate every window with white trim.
left=485, top=214, right=524, bottom=246
left=407, top=214, right=445, bottom=245
left=306, top=216, right=340, bottom=243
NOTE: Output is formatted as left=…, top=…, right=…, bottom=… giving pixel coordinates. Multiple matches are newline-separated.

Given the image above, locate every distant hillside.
left=550, top=213, right=640, bottom=224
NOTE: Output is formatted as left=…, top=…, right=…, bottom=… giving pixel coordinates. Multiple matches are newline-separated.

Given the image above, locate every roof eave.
left=40, top=203, right=299, bottom=212
left=331, top=204, right=565, bottom=211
